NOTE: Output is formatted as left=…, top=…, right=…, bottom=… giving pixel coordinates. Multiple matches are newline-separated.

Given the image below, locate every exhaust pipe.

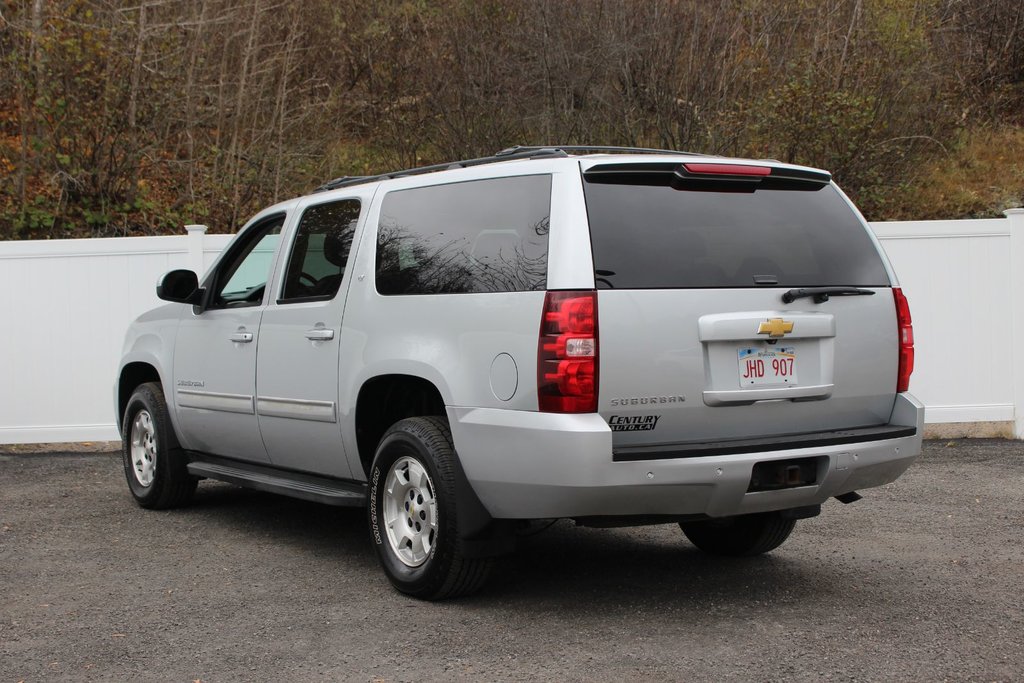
left=834, top=491, right=863, bottom=504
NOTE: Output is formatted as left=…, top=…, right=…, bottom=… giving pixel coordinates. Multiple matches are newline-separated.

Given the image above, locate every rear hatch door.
left=581, top=159, right=899, bottom=453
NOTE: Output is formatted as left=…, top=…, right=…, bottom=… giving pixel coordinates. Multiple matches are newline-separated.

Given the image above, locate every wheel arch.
left=354, top=373, right=446, bottom=478
left=116, top=360, right=164, bottom=436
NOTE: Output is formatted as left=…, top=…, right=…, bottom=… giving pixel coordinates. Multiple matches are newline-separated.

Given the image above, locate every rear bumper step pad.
left=612, top=424, right=917, bottom=462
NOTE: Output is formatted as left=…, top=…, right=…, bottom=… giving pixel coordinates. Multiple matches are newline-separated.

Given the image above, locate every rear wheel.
left=680, top=513, right=795, bottom=557
left=368, top=417, right=492, bottom=600
left=121, top=382, right=197, bottom=509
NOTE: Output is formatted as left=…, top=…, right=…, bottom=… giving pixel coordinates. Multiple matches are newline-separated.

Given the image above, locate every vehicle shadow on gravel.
left=173, top=482, right=847, bottom=611
left=177, top=482, right=374, bottom=564
left=477, top=522, right=839, bottom=611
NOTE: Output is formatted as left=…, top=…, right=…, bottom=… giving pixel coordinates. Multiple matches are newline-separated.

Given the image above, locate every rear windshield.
left=582, top=172, right=890, bottom=289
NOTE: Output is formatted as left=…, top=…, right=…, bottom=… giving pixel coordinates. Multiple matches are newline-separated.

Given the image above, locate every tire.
left=121, top=382, right=197, bottom=509
left=367, top=416, right=492, bottom=600
left=680, top=513, right=796, bottom=557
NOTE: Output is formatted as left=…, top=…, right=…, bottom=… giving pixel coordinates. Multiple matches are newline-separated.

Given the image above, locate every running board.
left=186, top=454, right=366, bottom=507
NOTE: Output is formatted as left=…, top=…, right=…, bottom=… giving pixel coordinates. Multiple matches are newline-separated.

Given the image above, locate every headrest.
left=323, top=224, right=354, bottom=267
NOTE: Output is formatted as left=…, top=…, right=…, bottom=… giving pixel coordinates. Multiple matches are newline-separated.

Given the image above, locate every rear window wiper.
left=782, top=287, right=876, bottom=304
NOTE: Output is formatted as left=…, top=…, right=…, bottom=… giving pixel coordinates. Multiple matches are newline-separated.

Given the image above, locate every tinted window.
left=583, top=175, right=890, bottom=289
left=376, top=175, right=551, bottom=295
left=280, top=199, right=361, bottom=302
left=211, top=215, right=284, bottom=308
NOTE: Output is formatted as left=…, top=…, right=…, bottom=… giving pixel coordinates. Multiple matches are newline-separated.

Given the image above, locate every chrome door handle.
left=229, top=332, right=253, bottom=343
left=304, top=328, right=335, bottom=341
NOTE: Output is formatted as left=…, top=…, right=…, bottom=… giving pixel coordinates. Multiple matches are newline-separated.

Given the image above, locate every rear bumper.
left=447, top=393, right=924, bottom=519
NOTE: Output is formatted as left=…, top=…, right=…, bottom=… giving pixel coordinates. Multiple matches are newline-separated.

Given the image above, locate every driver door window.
left=210, top=215, right=285, bottom=308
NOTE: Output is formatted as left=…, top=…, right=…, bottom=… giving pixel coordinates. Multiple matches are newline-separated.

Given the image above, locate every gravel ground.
left=1, top=439, right=1022, bottom=682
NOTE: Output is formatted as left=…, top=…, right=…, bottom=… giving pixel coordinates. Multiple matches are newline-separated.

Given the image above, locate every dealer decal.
left=609, top=415, right=660, bottom=432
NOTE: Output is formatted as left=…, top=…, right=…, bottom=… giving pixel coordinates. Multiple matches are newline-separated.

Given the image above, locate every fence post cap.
left=184, top=224, right=209, bottom=234
left=1004, top=208, right=1024, bottom=217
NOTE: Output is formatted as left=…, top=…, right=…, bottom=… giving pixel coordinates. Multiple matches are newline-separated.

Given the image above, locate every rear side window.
left=583, top=172, right=890, bottom=289
left=376, top=175, right=551, bottom=295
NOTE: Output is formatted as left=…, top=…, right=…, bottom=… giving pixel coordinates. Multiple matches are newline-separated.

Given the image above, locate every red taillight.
left=894, top=287, right=914, bottom=392
left=538, top=290, right=598, bottom=412
left=681, top=163, right=772, bottom=177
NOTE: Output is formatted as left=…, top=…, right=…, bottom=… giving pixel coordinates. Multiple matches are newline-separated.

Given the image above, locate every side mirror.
left=157, top=269, right=204, bottom=305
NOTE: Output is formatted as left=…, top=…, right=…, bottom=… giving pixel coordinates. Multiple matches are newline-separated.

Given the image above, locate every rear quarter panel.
left=335, top=161, right=592, bottom=475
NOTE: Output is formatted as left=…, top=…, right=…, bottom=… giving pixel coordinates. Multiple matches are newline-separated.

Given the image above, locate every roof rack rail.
left=496, top=144, right=704, bottom=157
left=315, top=175, right=372, bottom=190
left=312, top=147, right=566, bottom=193
left=313, top=144, right=703, bottom=193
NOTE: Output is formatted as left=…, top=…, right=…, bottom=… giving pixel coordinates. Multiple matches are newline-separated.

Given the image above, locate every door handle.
left=229, top=332, right=254, bottom=343
left=304, top=328, right=335, bottom=341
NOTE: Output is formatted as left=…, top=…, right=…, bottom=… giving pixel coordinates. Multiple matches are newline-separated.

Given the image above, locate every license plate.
left=738, top=346, right=797, bottom=387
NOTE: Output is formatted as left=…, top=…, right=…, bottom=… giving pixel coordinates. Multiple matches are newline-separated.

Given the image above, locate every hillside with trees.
left=1, top=0, right=1021, bottom=239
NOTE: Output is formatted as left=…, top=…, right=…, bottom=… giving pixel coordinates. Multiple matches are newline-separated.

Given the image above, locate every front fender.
left=115, top=306, right=183, bottom=436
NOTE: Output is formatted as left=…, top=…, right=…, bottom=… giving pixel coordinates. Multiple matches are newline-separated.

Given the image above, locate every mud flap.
left=450, top=450, right=517, bottom=558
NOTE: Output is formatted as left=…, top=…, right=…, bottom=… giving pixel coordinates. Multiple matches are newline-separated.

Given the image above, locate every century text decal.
left=608, top=415, right=660, bottom=432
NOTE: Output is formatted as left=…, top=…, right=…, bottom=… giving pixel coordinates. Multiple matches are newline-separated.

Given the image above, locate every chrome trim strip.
left=698, top=311, right=836, bottom=342
left=702, top=383, right=834, bottom=406
left=256, top=396, right=337, bottom=423
left=177, top=389, right=255, bottom=415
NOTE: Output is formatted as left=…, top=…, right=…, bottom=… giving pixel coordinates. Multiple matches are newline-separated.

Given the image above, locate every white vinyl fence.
left=0, top=227, right=230, bottom=443
left=1, top=211, right=1023, bottom=444
left=872, top=209, right=1024, bottom=436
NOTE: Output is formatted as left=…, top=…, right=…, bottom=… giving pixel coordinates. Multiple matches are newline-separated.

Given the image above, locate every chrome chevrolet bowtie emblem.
left=757, top=318, right=794, bottom=338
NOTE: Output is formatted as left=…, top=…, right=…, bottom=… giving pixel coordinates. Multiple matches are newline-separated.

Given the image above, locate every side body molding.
left=177, top=389, right=255, bottom=415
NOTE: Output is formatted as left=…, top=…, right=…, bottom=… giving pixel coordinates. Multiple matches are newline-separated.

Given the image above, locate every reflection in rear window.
left=582, top=174, right=890, bottom=289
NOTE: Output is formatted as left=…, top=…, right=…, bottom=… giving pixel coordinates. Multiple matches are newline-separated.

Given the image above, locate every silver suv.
left=116, top=146, right=922, bottom=599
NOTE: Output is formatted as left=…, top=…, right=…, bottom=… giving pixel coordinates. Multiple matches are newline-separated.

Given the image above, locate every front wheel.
left=368, top=417, right=492, bottom=600
left=121, top=382, right=197, bottom=509
left=680, top=512, right=796, bottom=557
